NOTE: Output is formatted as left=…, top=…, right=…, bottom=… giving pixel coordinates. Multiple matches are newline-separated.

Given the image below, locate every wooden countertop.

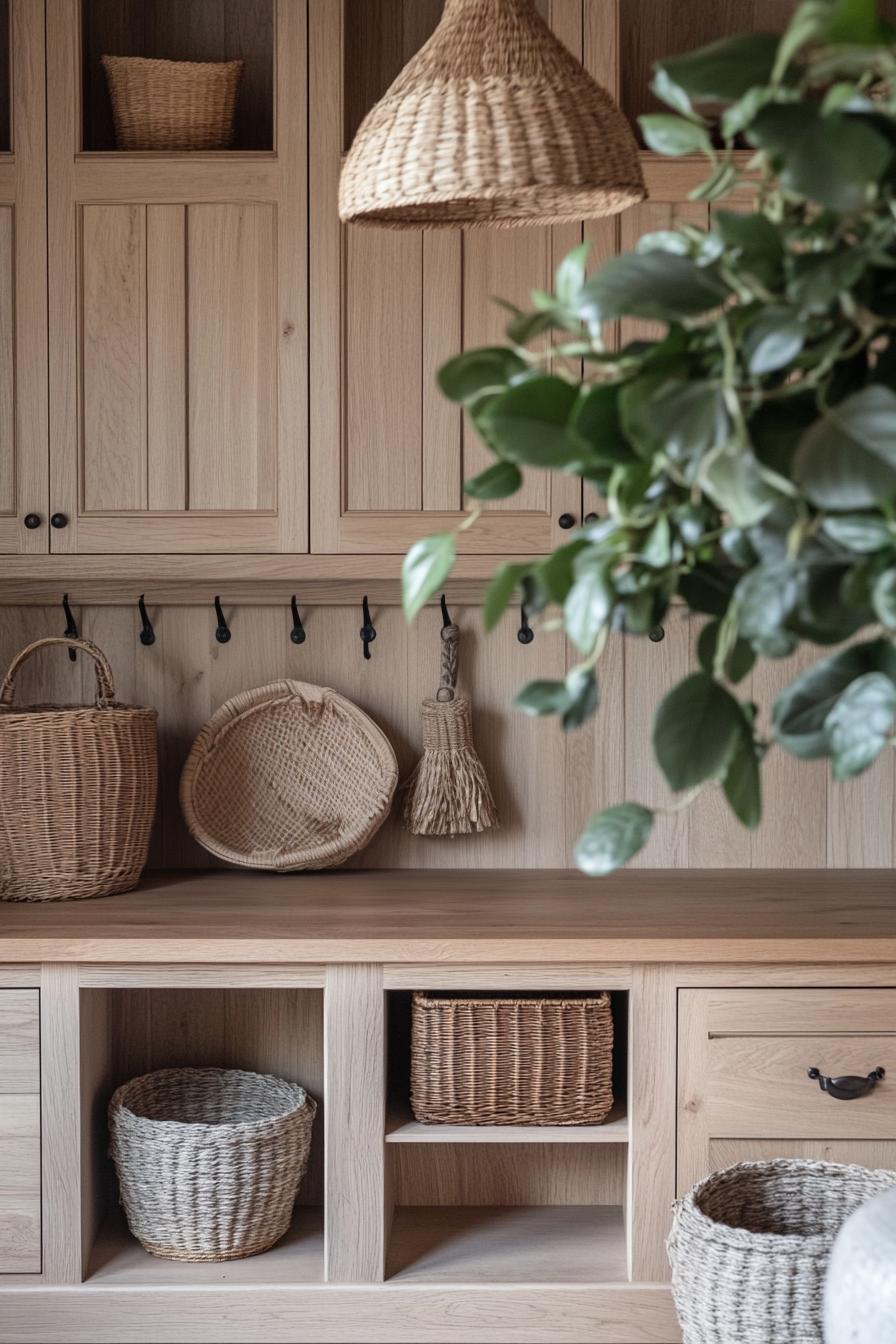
left=1, top=869, right=895, bottom=964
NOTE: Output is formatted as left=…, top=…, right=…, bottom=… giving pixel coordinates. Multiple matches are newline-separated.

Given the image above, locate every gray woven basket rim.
left=110, top=1066, right=316, bottom=1140
left=675, top=1159, right=896, bottom=1255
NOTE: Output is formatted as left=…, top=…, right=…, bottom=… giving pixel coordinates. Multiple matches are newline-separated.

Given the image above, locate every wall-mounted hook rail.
left=214, top=596, right=231, bottom=645
left=290, top=595, right=306, bottom=645
left=440, top=593, right=452, bottom=629
left=138, top=595, right=155, bottom=647
left=62, top=593, right=78, bottom=661
left=517, top=602, right=534, bottom=646
left=360, top=595, right=376, bottom=660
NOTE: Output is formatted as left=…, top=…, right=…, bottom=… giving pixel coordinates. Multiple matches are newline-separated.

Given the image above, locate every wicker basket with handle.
left=410, top=990, right=614, bottom=1125
left=102, top=55, right=243, bottom=151
left=668, top=1160, right=896, bottom=1344
left=109, top=1067, right=317, bottom=1262
left=0, top=636, right=157, bottom=903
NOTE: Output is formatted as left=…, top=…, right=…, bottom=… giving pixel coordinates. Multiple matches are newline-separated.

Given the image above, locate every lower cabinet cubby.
left=78, top=986, right=324, bottom=1285
left=384, top=990, right=630, bottom=1284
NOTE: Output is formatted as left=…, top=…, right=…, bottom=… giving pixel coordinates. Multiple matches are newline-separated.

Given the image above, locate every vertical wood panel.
left=146, top=205, right=187, bottom=511
left=187, top=203, right=277, bottom=511
left=0, top=1095, right=40, bottom=1273
left=0, top=207, right=14, bottom=512
left=41, top=963, right=82, bottom=1283
left=81, top=204, right=147, bottom=512
left=325, top=964, right=386, bottom=1283
left=422, top=231, right=463, bottom=511
left=345, top=228, right=423, bottom=511
left=629, top=965, right=676, bottom=1281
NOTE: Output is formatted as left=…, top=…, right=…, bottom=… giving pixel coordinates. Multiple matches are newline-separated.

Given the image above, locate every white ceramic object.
left=824, top=1188, right=896, bottom=1342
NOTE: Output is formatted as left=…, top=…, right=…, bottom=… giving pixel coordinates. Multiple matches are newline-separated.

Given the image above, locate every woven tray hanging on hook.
left=403, top=610, right=498, bottom=837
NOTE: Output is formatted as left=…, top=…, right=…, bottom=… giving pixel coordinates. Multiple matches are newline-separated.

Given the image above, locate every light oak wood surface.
left=0, top=990, right=40, bottom=1275
left=3, top=869, right=896, bottom=964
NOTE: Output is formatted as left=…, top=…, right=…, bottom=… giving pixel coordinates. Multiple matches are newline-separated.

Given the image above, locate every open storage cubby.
left=384, top=990, right=630, bottom=1283
left=78, top=985, right=324, bottom=1284
left=81, top=0, right=275, bottom=152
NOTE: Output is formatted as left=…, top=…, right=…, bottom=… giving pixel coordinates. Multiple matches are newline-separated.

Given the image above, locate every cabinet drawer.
left=679, top=989, right=896, bottom=1193
left=0, top=989, right=40, bottom=1273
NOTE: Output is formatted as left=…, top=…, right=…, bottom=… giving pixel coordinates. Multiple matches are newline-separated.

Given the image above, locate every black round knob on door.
left=558, top=513, right=576, bottom=530
left=50, top=513, right=68, bottom=529
left=584, top=512, right=599, bottom=524
left=23, top=513, right=41, bottom=530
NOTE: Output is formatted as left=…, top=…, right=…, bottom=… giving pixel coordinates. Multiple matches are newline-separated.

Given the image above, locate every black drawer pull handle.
left=808, top=1066, right=885, bottom=1100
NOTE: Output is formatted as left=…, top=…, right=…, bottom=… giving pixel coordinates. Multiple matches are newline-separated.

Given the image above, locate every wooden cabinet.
left=308, top=0, right=617, bottom=555
left=0, top=1, right=48, bottom=555
left=678, top=989, right=896, bottom=1193
left=0, top=989, right=40, bottom=1273
left=43, top=0, right=307, bottom=554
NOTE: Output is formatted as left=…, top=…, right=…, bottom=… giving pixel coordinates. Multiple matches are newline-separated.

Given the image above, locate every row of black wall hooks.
left=58, top=593, right=667, bottom=660
left=58, top=593, right=550, bottom=661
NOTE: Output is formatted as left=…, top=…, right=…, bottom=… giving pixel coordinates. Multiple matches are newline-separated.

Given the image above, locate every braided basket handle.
left=0, top=637, right=117, bottom=710
left=436, top=622, right=460, bottom=703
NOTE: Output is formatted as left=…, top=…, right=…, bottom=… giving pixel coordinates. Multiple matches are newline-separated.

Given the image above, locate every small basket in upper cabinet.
left=410, top=990, right=615, bottom=1125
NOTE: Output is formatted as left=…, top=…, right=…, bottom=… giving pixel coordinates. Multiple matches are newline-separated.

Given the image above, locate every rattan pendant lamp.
left=339, top=0, right=646, bottom=229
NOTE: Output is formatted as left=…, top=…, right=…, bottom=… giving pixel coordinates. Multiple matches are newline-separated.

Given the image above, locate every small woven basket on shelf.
left=109, top=1067, right=317, bottom=1263
left=102, top=55, right=243, bottom=151
left=180, top=680, right=398, bottom=871
left=0, top=636, right=157, bottom=903
left=410, top=990, right=614, bottom=1125
left=668, top=1160, right=896, bottom=1344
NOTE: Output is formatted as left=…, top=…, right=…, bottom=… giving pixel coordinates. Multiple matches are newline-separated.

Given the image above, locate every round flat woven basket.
left=668, top=1159, right=896, bottom=1344
left=180, top=680, right=398, bottom=870
left=109, top=1067, right=316, bottom=1262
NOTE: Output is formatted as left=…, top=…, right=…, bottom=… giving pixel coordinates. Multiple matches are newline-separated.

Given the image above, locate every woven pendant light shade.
left=339, top=0, right=646, bottom=229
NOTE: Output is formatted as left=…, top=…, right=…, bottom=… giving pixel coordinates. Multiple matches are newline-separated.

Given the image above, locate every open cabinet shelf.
left=80, top=0, right=275, bottom=152
left=386, top=1102, right=629, bottom=1144
left=387, top=1205, right=628, bottom=1284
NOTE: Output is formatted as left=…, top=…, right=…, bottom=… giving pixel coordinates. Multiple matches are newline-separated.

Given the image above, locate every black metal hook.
left=214, top=595, right=231, bottom=645
left=649, top=625, right=666, bottom=643
left=440, top=593, right=452, bottom=629
left=137, top=594, right=155, bottom=647
left=360, top=595, right=376, bottom=660
left=517, top=602, right=534, bottom=646
left=62, top=593, right=78, bottom=661
left=290, top=595, right=306, bottom=645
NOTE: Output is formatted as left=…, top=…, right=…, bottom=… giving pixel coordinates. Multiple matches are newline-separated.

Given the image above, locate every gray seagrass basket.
left=109, top=1067, right=316, bottom=1262
left=668, top=1159, right=896, bottom=1344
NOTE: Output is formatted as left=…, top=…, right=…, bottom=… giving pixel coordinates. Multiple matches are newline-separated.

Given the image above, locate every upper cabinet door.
left=46, top=0, right=307, bottom=554
left=309, top=0, right=601, bottom=555
left=0, top=1, right=49, bottom=555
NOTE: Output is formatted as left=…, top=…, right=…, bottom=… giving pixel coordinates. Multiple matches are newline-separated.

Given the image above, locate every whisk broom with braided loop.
left=403, top=603, right=498, bottom=838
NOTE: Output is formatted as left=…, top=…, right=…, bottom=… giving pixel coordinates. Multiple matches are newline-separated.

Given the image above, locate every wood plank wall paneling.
left=0, top=205, right=14, bottom=513
left=0, top=602, right=891, bottom=871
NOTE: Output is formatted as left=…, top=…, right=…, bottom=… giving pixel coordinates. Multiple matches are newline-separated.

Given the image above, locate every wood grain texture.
left=628, top=966, right=676, bottom=1283
left=0, top=1284, right=680, bottom=1343
left=390, top=1144, right=626, bottom=1207
left=324, top=964, right=386, bottom=1283
left=0, top=206, right=14, bottom=512
left=3, top=870, right=896, bottom=964
left=81, top=205, right=148, bottom=512
left=387, top=1205, right=628, bottom=1284
left=0, top=1094, right=40, bottom=1273
left=40, top=963, right=81, bottom=1283
left=146, top=205, right=186, bottom=511
left=0, top=990, right=38, bottom=1091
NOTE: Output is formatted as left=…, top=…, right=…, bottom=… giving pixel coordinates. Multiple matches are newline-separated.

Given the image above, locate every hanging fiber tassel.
left=403, top=618, right=498, bottom=837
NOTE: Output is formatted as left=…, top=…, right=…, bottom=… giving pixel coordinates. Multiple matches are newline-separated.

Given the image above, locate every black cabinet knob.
left=558, top=513, right=576, bottom=530
left=584, top=512, right=599, bottom=524
left=50, top=513, right=68, bottom=529
left=23, top=513, right=41, bottom=530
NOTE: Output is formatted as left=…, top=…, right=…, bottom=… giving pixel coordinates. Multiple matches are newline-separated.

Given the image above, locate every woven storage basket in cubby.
left=0, top=636, right=157, bottom=903
left=102, top=55, right=243, bottom=151
left=668, top=1159, right=896, bottom=1344
left=410, top=991, right=614, bottom=1125
left=109, top=1067, right=317, bottom=1263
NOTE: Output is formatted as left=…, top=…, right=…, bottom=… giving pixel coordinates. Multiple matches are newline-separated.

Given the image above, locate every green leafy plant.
left=402, top=0, right=896, bottom=874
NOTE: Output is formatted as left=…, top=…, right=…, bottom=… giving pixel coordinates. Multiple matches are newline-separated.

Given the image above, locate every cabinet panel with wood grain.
left=46, top=0, right=306, bottom=555
left=0, top=989, right=40, bottom=1274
